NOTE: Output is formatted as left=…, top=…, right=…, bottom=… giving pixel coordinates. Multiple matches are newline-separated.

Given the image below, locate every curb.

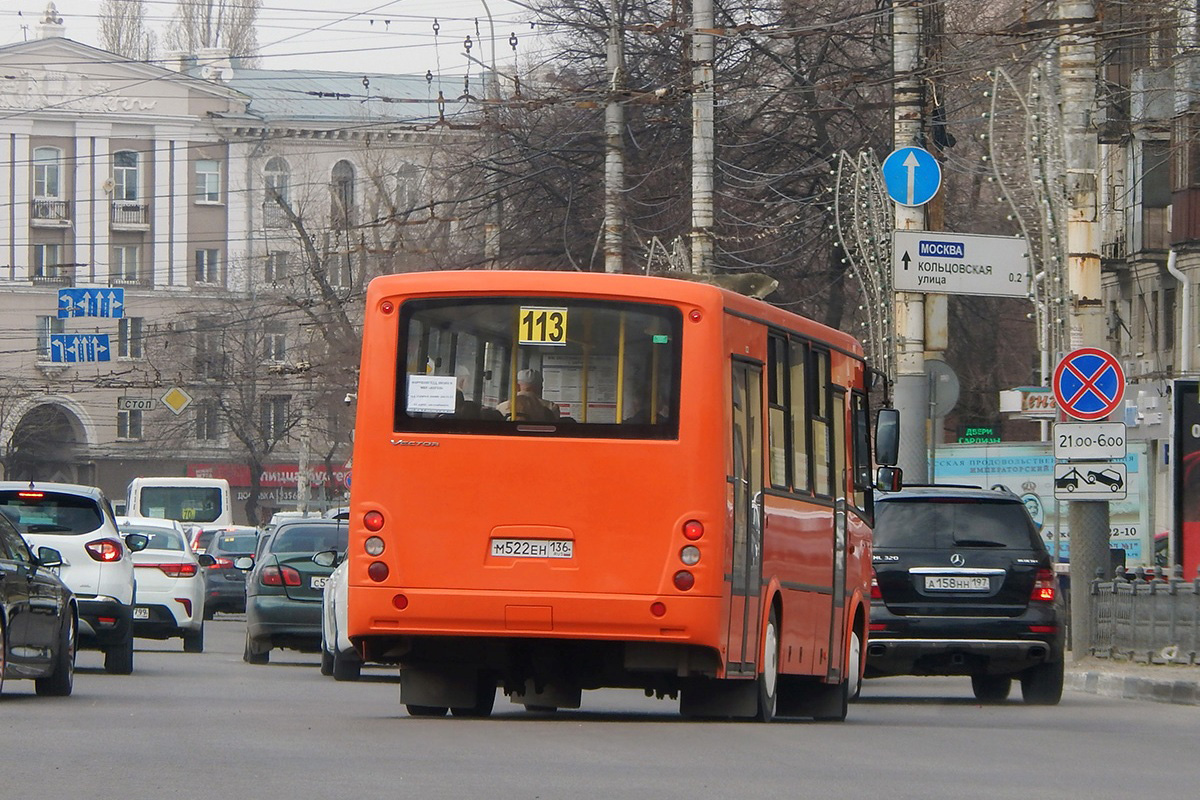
left=1067, top=669, right=1200, bottom=706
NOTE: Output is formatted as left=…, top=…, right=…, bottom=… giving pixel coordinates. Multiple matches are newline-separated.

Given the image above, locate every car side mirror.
left=233, top=556, right=255, bottom=571
left=36, top=546, right=64, bottom=568
left=197, top=554, right=217, bottom=568
left=875, top=408, right=900, bottom=467
left=124, top=533, right=150, bottom=553
left=312, top=550, right=338, bottom=568
left=876, top=465, right=903, bottom=492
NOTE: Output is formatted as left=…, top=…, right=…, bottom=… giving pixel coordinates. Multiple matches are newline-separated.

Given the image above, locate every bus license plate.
left=490, top=539, right=574, bottom=559
left=925, top=575, right=990, bottom=591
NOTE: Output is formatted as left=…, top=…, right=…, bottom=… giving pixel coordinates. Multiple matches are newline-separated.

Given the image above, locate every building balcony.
left=30, top=198, right=71, bottom=226
left=111, top=201, right=150, bottom=230
left=262, top=203, right=291, bottom=230
left=31, top=266, right=75, bottom=286
left=108, top=274, right=150, bottom=288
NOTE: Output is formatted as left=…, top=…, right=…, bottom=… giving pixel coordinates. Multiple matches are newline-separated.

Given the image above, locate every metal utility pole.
left=604, top=0, right=626, bottom=273
left=691, top=0, right=714, bottom=275
left=893, top=0, right=929, bottom=482
left=1059, top=0, right=1106, bottom=659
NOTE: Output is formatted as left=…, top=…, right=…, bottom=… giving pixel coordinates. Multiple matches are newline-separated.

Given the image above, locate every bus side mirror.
left=876, top=466, right=903, bottom=492
left=875, top=408, right=900, bottom=467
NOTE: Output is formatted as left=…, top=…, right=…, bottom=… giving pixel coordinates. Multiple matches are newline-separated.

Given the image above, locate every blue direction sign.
left=58, top=288, right=125, bottom=319
left=49, top=334, right=112, bottom=363
left=1052, top=347, right=1125, bottom=421
left=882, top=146, right=942, bottom=207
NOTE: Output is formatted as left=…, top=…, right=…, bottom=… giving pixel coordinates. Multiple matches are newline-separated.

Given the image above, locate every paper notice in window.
left=406, top=375, right=457, bottom=414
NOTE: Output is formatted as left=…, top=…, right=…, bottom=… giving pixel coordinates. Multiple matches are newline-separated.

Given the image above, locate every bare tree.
left=99, top=0, right=157, bottom=61
left=165, top=0, right=261, bottom=65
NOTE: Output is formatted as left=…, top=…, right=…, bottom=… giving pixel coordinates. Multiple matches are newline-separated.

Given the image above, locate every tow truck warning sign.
left=892, top=230, right=1029, bottom=297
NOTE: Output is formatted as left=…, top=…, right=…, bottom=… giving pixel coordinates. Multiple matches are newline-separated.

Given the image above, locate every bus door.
left=726, top=360, right=764, bottom=677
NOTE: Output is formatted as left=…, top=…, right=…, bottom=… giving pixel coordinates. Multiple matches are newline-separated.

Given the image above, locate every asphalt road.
left=2, top=617, right=1196, bottom=799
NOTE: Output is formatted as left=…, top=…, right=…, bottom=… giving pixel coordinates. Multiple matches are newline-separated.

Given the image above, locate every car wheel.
left=1020, top=660, right=1064, bottom=705
left=243, top=631, right=269, bottom=665
left=0, top=613, right=7, bottom=698
left=971, top=674, right=1012, bottom=703
left=104, top=634, right=134, bottom=675
left=183, top=624, right=205, bottom=654
left=756, top=607, right=780, bottom=722
left=523, top=704, right=558, bottom=713
left=847, top=630, right=863, bottom=701
left=320, top=647, right=334, bottom=676
left=36, top=613, right=76, bottom=697
left=405, top=705, right=449, bottom=717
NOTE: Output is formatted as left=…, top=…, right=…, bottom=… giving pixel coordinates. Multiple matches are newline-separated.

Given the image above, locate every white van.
left=126, top=477, right=233, bottom=528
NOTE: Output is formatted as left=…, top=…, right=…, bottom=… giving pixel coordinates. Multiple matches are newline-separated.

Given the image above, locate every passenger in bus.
left=496, top=369, right=559, bottom=422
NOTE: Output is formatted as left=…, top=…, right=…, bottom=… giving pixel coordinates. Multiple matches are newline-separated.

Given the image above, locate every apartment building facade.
left=0, top=11, right=477, bottom=522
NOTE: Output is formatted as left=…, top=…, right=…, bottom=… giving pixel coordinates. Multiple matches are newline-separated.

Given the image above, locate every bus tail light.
left=365, top=536, right=385, bottom=556
left=650, top=602, right=666, bottom=617
left=682, top=520, right=704, bottom=540
left=673, top=570, right=694, bottom=591
left=364, top=511, right=385, bottom=532
left=1031, top=569, right=1056, bottom=603
left=679, top=545, right=700, bottom=566
left=368, top=561, right=390, bottom=582
left=85, top=539, right=124, bottom=562
left=392, top=593, right=408, bottom=610
left=260, top=565, right=302, bottom=587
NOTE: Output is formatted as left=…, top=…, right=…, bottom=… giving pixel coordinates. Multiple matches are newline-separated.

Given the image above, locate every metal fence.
left=1090, top=567, right=1200, bottom=665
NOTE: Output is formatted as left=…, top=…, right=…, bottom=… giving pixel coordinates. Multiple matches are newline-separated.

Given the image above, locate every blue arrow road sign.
left=49, top=334, right=111, bottom=363
left=882, top=146, right=942, bottom=207
left=58, top=288, right=125, bottom=319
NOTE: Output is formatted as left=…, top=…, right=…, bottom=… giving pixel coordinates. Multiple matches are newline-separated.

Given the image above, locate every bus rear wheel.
left=406, top=705, right=448, bottom=717
left=756, top=608, right=780, bottom=722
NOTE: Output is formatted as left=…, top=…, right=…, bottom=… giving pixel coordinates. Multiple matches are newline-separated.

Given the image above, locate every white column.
left=75, top=123, right=111, bottom=285
left=171, top=137, right=190, bottom=288
left=152, top=128, right=189, bottom=289
left=0, top=133, right=14, bottom=280
left=226, top=139, right=251, bottom=293
left=11, top=128, right=32, bottom=281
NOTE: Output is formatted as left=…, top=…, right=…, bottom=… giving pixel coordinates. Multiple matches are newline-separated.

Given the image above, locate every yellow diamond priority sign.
left=161, top=387, right=193, bottom=416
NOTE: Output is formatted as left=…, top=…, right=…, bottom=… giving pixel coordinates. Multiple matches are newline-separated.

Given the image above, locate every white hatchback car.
left=0, top=481, right=148, bottom=675
left=118, top=517, right=213, bottom=653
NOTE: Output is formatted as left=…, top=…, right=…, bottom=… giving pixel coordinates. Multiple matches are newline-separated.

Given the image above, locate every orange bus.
left=345, top=270, right=899, bottom=720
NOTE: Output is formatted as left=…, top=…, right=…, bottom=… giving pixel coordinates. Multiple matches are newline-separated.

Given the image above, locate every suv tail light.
left=260, top=565, right=302, bottom=587
left=870, top=571, right=882, bottom=600
left=85, top=538, right=124, bottom=563
left=1031, top=569, right=1056, bottom=603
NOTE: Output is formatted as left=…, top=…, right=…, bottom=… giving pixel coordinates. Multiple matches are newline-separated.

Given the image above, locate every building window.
left=33, top=243, right=63, bottom=279
left=331, top=160, right=355, bottom=229
left=264, top=157, right=290, bottom=228
left=395, top=162, right=419, bottom=210
left=117, top=409, right=143, bottom=440
left=33, top=147, right=62, bottom=198
left=195, top=159, right=221, bottom=203
left=195, top=249, right=220, bottom=284
left=114, top=150, right=140, bottom=201
left=261, top=395, right=291, bottom=439
left=112, top=245, right=140, bottom=282
left=37, top=315, right=65, bottom=359
left=118, top=317, right=144, bottom=359
left=265, top=251, right=289, bottom=282
left=195, top=400, right=221, bottom=441
left=264, top=323, right=287, bottom=362
left=194, top=322, right=226, bottom=380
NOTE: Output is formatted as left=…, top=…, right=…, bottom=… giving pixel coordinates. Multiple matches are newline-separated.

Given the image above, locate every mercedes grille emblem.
left=950, top=553, right=965, bottom=566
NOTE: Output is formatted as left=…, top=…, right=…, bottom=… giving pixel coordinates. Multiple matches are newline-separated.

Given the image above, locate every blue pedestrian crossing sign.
left=49, top=334, right=111, bottom=363
left=882, top=146, right=942, bottom=207
left=58, top=288, right=125, bottom=319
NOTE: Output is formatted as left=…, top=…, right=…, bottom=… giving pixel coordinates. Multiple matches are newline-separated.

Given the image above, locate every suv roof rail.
left=989, top=484, right=1019, bottom=495
left=895, top=483, right=983, bottom=490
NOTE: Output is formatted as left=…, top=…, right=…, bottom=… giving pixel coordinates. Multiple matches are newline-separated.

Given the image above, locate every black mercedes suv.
left=865, top=484, right=1065, bottom=704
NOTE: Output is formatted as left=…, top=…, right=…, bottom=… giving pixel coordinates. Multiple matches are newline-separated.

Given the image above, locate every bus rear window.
left=140, top=487, right=223, bottom=523
left=396, top=298, right=682, bottom=439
